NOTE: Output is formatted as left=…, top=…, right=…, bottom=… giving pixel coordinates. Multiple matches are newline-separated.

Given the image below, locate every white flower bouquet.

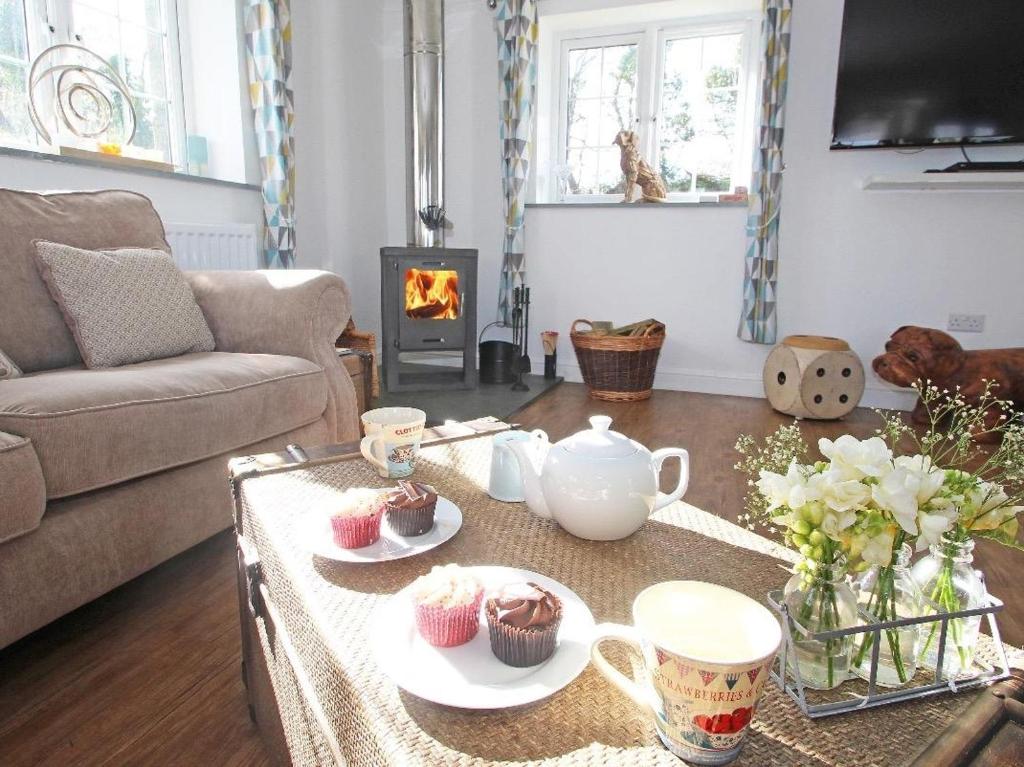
left=736, top=382, right=1024, bottom=687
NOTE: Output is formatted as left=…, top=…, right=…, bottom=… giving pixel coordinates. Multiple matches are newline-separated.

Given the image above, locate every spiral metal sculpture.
left=27, top=44, right=136, bottom=146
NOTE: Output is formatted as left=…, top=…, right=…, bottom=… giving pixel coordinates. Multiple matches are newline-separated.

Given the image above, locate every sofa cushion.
left=0, top=352, right=328, bottom=499
left=0, top=188, right=171, bottom=374
left=0, top=431, right=45, bottom=543
left=0, top=349, right=22, bottom=380
left=34, top=241, right=215, bottom=368
left=0, top=419, right=329, bottom=650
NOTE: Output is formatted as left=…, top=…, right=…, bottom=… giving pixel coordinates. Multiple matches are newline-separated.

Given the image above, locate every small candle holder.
left=542, top=331, right=558, bottom=379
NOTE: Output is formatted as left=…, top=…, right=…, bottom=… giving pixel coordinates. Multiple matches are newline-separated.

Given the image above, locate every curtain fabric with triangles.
left=245, top=0, right=295, bottom=269
left=738, top=0, right=792, bottom=344
left=495, top=0, right=539, bottom=325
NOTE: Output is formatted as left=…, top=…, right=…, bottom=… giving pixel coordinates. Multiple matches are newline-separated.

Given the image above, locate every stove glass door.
left=405, top=268, right=460, bottom=320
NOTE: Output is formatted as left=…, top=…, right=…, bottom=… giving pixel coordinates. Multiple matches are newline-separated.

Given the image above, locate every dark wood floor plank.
left=99, top=658, right=271, bottom=767
left=0, top=534, right=233, bottom=724
left=0, top=383, right=1020, bottom=767
left=0, top=565, right=240, bottom=764
left=0, top=535, right=266, bottom=766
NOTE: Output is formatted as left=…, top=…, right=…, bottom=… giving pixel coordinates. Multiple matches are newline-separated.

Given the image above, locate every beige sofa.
left=0, top=188, right=360, bottom=649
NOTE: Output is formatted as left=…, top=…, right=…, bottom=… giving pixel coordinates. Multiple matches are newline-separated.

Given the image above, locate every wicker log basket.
left=570, top=319, right=666, bottom=402
left=336, top=319, right=380, bottom=399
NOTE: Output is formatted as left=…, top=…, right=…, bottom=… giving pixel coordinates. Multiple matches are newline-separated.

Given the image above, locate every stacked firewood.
left=576, top=319, right=663, bottom=337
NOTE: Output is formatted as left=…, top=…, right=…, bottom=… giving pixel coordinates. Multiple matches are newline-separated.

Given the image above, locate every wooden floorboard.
left=0, top=534, right=267, bottom=766
left=100, top=659, right=272, bottom=767
left=0, top=383, right=1020, bottom=765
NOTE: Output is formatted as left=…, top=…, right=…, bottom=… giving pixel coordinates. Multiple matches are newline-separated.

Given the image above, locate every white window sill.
left=0, top=145, right=260, bottom=192
left=525, top=200, right=747, bottom=209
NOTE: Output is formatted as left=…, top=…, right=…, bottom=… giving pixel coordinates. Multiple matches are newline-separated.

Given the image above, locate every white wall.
left=301, top=0, right=1024, bottom=409
left=778, top=0, right=1024, bottom=407
left=293, top=0, right=503, bottom=333
left=291, top=0, right=390, bottom=304
left=0, top=153, right=261, bottom=226
left=528, top=203, right=766, bottom=393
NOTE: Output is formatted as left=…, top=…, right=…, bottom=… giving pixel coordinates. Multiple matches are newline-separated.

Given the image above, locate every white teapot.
left=506, top=415, right=690, bottom=541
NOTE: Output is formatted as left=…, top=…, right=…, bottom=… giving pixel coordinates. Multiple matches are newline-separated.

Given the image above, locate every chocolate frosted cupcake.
left=385, top=481, right=437, bottom=536
left=485, top=582, right=563, bottom=667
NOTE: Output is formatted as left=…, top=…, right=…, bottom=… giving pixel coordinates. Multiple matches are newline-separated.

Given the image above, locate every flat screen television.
left=831, top=0, right=1024, bottom=150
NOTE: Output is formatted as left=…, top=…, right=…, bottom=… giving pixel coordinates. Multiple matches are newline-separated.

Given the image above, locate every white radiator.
left=165, top=223, right=261, bottom=271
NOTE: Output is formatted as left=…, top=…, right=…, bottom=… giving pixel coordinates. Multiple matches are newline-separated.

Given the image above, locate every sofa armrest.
left=185, top=270, right=359, bottom=442
left=0, top=431, right=46, bottom=544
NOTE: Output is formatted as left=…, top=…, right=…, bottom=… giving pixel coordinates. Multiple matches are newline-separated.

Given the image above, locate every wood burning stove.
left=381, top=247, right=477, bottom=392
left=380, top=0, right=479, bottom=393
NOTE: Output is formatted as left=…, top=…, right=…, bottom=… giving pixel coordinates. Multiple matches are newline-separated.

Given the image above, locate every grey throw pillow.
left=0, top=349, right=22, bottom=380
left=34, top=241, right=216, bottom=368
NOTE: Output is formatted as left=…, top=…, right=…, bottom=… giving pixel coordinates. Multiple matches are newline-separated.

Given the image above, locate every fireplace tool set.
left=510, top=286, right=531, bottom=391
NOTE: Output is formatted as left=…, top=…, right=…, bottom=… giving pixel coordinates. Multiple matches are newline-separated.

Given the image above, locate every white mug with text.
left=360, top=407, right=426, bottom=479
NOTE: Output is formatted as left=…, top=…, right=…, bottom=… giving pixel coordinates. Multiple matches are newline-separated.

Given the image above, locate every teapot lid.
left=559, top=416, right=638, bottom=459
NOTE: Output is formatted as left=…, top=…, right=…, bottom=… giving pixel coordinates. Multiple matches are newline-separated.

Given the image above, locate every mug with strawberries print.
left=591, top=581, right=781, bottom=765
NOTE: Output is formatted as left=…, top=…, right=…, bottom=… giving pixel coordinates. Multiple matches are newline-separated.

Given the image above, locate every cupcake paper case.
left=486, top=582, right=563, bottom=667
left=412, top=564, right=485, bottom=647
left=330, top=488, right=386, bottom=549
left=385, top=481, right=438, bottom=537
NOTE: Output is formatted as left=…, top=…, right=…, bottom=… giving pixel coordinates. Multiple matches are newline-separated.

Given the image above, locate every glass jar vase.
left=910, top=535, right=987, bottom=679
left=783, top=554, right=858, bottom=690
left=850, top=542, right=923, bottom=687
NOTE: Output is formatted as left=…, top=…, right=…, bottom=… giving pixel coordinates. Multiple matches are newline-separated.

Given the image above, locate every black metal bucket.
left=479, top=322, right=518, bottom=384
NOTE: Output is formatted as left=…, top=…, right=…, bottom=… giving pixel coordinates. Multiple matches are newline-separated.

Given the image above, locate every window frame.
left=556, top=30, right=648, bottom=203
left=547, top=13, right=759, bottom=204
left=652, top=18, right=759, bottom=200
left=2, top=0, right=188, bottom=168
left=0, top=0, right=41, bottom=150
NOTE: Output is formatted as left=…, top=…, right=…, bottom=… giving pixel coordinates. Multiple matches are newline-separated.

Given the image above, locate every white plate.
left=371, top=566, right=595, bottom=709
left=307, top=495, right=462, bottom=563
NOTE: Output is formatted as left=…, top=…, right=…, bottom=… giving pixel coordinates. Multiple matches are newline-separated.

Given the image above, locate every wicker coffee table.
left=231, top=419, right=1009, bottom=767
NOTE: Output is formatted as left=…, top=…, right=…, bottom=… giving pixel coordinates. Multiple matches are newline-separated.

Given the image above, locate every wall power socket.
left=947, top=313, right=986, bottom=333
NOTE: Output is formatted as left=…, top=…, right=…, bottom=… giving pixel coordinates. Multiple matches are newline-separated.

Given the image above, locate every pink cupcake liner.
left=331, top=509, right=384, bottom=549
left=415, top=590, right=484, bottom=647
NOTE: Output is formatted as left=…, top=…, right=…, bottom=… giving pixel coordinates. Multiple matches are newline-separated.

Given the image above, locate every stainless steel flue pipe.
left=404, top=0, right=445, bottom=247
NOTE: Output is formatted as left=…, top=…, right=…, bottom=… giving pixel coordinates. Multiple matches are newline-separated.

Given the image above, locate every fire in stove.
left=405, top=268, right=460, bottom=320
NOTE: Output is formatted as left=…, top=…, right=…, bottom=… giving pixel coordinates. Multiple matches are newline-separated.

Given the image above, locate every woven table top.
left=234, top=434, right=1014, bottom=767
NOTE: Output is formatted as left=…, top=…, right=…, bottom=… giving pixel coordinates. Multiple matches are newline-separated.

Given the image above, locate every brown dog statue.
left=873, top=326, right=1024, bottom=439
left=613, top=130, right=668, bottom=203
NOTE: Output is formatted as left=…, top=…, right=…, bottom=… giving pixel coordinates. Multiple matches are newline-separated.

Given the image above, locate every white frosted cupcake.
left=329, top=488, right=386, bottom=549
left=412, top=564, right=485, bottom=647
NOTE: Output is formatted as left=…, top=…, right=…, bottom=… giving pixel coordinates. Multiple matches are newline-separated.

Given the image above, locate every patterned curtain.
left=245, top=0, right=295, bottom=269
left=495, top=0, right=539, bottom=325
left=738, top=0, right=792, bottom=344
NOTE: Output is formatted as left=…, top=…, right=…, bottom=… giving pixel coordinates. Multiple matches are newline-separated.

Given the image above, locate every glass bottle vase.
left=850, top=542, right=923, bottom=687
left=910, top=535, right=987, bottom=680
left=783, top=554, right=858, bottom=690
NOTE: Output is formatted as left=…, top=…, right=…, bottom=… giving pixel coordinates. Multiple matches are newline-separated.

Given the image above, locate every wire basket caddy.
left=766, top=587, right=1012, bottom=718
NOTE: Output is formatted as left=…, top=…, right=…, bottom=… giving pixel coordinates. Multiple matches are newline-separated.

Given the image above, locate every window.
left=550, top=16, right=757, bottom=203
left=563, top=36, right=641, bottom=196
left=658, top=30, right=745, bottom=195
left=0, top=0, right=33, bottom=146
left=0, top=0, right=185, bottom=167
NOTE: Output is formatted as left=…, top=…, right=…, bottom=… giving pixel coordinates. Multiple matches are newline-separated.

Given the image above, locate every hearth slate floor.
left=374, top=363, right=563, bottom=425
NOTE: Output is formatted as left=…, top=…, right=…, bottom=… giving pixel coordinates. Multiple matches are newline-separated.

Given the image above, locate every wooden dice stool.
left=763, top=335, right=865, bottom=419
